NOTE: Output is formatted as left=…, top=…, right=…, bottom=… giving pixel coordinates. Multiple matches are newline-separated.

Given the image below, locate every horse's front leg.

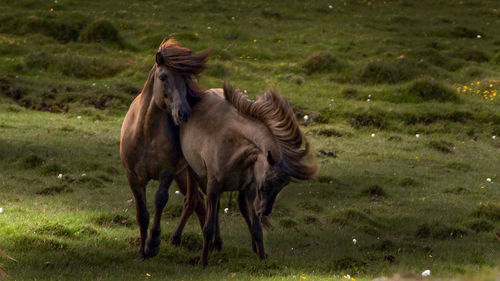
left=211, top=200, right=223, bottom=251
left=144, top=171, right=174, bottom=258
left=199, top=178, right=220, bottom=267
left=171, top=168, right=206, bottom=246
left=127, top=173, right=149, bottom=259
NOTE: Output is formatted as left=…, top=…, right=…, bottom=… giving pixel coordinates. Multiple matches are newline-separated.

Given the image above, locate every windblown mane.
left=223, top=83, right=317, bottom=180
left=157, top=39, right=210, bottom=99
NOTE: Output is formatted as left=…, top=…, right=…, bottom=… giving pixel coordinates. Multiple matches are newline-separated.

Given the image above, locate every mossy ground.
left=0, top=0, right=499, bottom=280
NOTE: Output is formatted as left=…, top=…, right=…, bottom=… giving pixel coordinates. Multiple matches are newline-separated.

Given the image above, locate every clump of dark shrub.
left=261, top=9, right=281, bottom=19
left=349, top=110, right=388, bottom=129
left=399, top=177, right=418, bottom=186
left=79, top=19, right=125, bottom=47
left=449, top=26, right=481, bottom=38
left=466, top=219, right=494, bottom=233
left=360, top=184, right=388, bottom=197
left=22, top=154, right=46, bottom=169
left=303, top=51, right=345, bottom=74
left=452, top=48, right=489, bottom=62
left=40, top=162, right=68, bottom=175
left=428, top=140, right=454, bottom=153
left=359, top=58, right=415, bottom=84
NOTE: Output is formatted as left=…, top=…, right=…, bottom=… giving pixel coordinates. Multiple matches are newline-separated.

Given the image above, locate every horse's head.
left=255, top=152, right=291, bottom=217
left=152, top=39, right=209, bottom=125
left=153, top=55, right=192, bottom=125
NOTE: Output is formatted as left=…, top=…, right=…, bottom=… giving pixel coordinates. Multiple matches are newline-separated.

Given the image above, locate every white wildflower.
left=77, top=116, right=82, bottom=120
left=224, top=207, right=229, bottom=213
left=422, top=269, right=431, bottom=277
left=493, top=135, right=496, bottom=140
left=486, top=178, right=492, bottom=183
left=303, top=115, right=309, bottom=121
left=57, top=174, right=63, bottom=179
left=175, top=190, right=181, bottom=195
left=328, top=4, right=333, bottom=8
left=416, top=133, right=420, bottom=138
left=371, top=133, right=375, bottom=138
left=0, top=207, right=3, bottom=213
left=477, top=34, right=481, bottom=39
left=352, top=238, right=357, bottom=244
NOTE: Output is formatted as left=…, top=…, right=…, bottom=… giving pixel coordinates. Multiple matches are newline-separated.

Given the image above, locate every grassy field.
left=0, top=0, right=499, bottom=280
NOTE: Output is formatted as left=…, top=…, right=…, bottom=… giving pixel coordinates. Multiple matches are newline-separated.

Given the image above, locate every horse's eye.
left=159, top=74, right=168, bottom=82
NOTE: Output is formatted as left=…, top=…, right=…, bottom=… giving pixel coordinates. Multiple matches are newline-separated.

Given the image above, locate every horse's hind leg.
left=241, top=190, right=267, bottom=260
left=238, top=190, right=257, bottom=254
left=127, top=173, right=149, bottom=259
left=199, top=177, right=220, bottom=267
left=144, top=171, right=174, bottom=258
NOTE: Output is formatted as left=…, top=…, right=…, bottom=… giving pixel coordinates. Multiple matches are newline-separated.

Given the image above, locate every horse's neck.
left=134, top=75, right=169, bottom=138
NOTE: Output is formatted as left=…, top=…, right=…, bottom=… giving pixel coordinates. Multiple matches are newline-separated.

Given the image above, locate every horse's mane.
left=223, top=83, right=317, bottom=180
left=157, top=39, right=210, bottom=98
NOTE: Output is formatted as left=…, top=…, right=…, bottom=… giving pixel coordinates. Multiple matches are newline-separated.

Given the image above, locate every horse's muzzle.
left=178, top=108, right=191, bottom=123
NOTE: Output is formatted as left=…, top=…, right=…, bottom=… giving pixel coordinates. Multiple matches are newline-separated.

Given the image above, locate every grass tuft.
left=360, top=184, right=388, bottom=197
left=470, top=203, right=500, bottom=221
left=415, top=222, right=469, bottom=239
left=179, top=232, right=203, bottom=252
left=386, top=79, right=458, bottom=103
left=279, top=218, right=297, bottom=228
left=359, top=58, right=415, bottom=84
left=79, top=19, right=125, bottom=47
left=303, top=51, right=345, bottom=74
left=93, top=214, right=133, bottom=227
left=428, top=140, right=454, bottom=153
left=21, top=154, right=45, bottom=169
left=466, top=219, right=494, bottom=233
left=36, top=184, right=72, bottom=195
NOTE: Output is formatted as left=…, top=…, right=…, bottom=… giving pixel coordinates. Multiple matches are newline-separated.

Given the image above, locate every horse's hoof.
left=144, top=238, right=161, bottom=258
left=198, top=259, right=208, bottom=267
left=144, top=245, right=160, bottom=259
left=259, top=253, right=269, bottom=260
left=171, top=235, right=182, bottom=247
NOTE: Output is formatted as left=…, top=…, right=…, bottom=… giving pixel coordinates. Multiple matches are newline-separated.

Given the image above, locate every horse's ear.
left=267, top=151, right=275, bottom=166
left=156, top=52, right=165, bottom=66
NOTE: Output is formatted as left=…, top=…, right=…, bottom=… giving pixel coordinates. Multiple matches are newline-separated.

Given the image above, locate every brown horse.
left=120, top=39, right=210, bottom=259
left=180, top=83, right=317, bottom=266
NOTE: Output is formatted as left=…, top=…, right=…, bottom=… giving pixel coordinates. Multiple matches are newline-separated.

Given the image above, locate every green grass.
left=0, top=0, right=499, bottom=280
